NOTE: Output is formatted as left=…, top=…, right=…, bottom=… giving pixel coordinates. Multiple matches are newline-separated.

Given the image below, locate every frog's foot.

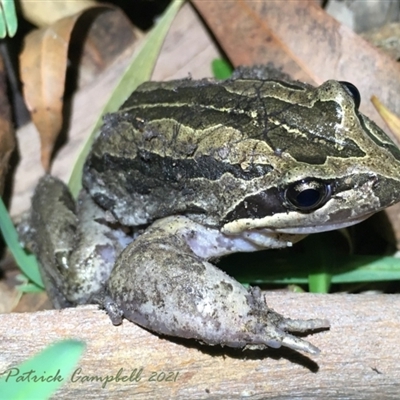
left=104, top=217, right=330, bottom=355
left=242, top=290, right=330, bottom=354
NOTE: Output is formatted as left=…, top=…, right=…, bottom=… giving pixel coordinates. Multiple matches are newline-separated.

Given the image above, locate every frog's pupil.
left=296, top=188, right=321, bottom=208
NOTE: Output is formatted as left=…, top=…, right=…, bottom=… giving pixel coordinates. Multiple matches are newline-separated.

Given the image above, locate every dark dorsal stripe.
left=120, top=81, right=367, bottom=165
left=91, top=150, right=274, bottom=183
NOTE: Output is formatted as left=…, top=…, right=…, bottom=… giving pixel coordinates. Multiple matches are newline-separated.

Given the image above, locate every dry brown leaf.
left=0, top=54, right=15, bottom=194
left=20, top=0, right=97, bottom=28
left=0, top=272, right=22, bottom=314
left=0, top=281, right=20, bottom=313
left=19, top=6, right=135, bottom=172
left=0, top=256, right=52, bottom=313
left=12, top=292, right=53, bottom=313
left=362, top=22, right=400, bottom=60
left=371, top=95, right=400, bottom=142
left=71, top=10, right=138, bottom=88
left=192, top=0, right=400, bottom=136
left=370, top=95, right=400, bottom=247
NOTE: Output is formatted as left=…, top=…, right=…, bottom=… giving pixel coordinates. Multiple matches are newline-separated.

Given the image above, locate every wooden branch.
left=1, top=293, right=399, bottom=399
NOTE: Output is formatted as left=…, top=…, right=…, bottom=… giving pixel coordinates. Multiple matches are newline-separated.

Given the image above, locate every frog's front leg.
left=103, top=216, right=330, bottom=355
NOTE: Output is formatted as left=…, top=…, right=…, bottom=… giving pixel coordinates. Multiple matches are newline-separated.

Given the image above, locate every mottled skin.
left=23, top=68, right=400, bottom=356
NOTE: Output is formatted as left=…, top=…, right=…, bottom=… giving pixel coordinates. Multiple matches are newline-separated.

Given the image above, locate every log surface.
left=1, top=293, right=399, bottom=399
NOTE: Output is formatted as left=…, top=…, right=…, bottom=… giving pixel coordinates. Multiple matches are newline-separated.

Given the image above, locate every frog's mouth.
left=268, top=212, right=373, bottom=235
left=222, top=207, right=375, bottom=236
left=225, top=212, right=373, bottom=252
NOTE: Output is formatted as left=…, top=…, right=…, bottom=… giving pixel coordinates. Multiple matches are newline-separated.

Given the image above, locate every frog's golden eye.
left=284, top=179, right=332, bottom=212
left=339, top=81, right=361, bottom=109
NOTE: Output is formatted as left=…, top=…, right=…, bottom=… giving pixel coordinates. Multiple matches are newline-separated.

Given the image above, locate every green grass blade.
left=0, top=340, right=85, bottom=400
left=68, top=0, right=185, bottom=197
left=0, top=198, right=43, bottom=288
left=226, top=253, right=400, bottom=285
left=1, top=0, right=17, bottom=37
left=308, top=272, right=332, bottom=293
left=220, top=229, right=400, bottom=286
left=212, top=58, right=233, bottom=79
left=330, top=255, right=400, bottom=283
left=17, top=282, right=44, bottom=293
left=303, top=234, right=333, bottom=293
left=0, top=5, right=6, bottom=39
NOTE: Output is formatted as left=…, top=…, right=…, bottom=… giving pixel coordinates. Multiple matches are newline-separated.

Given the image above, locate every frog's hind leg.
left=104, top=216, right=330, bottom=355
left=23, top=175, right=131, bottom=308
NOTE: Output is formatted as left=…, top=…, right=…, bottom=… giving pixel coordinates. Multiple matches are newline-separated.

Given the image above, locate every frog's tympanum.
left=23, top=68, right=400, bottom=355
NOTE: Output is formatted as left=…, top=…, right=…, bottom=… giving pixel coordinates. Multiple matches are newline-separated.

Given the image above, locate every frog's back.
left=84, top=78, right=292, bottom=227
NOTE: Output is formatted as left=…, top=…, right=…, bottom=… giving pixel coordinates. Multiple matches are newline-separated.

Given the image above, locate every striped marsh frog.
left=25, top=68, right=400, bottom=355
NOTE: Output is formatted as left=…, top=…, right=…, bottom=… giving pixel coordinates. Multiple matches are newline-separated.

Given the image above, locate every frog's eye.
left=339, top=81, right=361, bottom=109
left=284, top=179, right=332, bottom=212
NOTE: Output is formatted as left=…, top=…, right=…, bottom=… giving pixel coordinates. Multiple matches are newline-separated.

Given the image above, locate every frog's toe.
left=235, top=287, right=329, bottom=354
left=273, top=332, right=322, bottom=355
left=105, top=226, right=329, bottom=355
left=275, top=316, right=330, bottom=332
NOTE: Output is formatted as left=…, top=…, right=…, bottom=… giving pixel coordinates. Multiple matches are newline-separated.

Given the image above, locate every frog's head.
left=222, top=80, right=400, bottom=235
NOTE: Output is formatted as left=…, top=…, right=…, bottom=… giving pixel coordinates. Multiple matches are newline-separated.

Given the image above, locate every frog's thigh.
left=106, top=218, right=328, bottom=355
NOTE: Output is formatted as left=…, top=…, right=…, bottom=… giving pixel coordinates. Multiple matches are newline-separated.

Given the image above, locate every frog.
left=22, top=67, right=400, bottom=356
